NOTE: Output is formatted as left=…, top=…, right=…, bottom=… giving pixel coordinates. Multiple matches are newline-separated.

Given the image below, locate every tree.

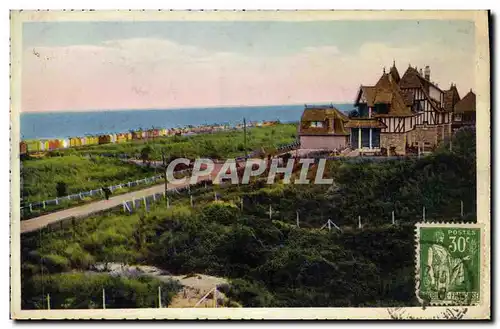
left=56, top=182, right=68, bottom=197
left=348, top=109, right=360, bottom=118
left=140, top=146, right=152, bottom=165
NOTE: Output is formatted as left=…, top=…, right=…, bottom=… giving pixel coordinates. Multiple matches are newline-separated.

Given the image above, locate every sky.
left=21, top=19, right=476, bottom=112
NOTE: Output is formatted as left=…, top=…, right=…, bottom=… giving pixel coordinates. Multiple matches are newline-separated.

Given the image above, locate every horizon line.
left=20, top=101, right=355, bottom=114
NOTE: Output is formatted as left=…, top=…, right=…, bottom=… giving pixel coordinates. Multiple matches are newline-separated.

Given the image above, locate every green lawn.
left=60, top=124, right=298, bottom=160
left=21, top=155, right=157, bottom=204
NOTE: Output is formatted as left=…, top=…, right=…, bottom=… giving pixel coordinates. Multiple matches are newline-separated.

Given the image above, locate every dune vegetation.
left=21, top=127, right=476, bottom=309
left=57, top=123, right=298, bottom=161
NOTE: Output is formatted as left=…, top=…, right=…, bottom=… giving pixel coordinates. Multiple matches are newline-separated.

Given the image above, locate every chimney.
left=424, top=65, right=430, bottom=80
left=419, top=68, right=423, bottom=76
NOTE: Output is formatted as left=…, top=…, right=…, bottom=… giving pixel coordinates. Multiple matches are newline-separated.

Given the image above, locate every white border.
left=7, top=8, right=492, bottom=321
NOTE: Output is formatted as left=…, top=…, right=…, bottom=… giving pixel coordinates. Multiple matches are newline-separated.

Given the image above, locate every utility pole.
left=243, top=118, right=248, bottom=159
left=161, top=151, right=168, bottom=203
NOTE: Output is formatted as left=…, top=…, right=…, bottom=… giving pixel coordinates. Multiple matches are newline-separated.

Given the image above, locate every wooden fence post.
left=158, top=286, right=162, bottom=308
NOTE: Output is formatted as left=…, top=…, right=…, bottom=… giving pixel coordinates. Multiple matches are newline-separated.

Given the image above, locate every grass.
left=58, top=124, right=298, bottom=160
left=22, top=272, right=181, bottom=309
left=21, top=155, right=157, bottom=204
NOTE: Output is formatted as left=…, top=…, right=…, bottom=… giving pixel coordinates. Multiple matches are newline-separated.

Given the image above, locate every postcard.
left=10, top=10, right=491, bottom=320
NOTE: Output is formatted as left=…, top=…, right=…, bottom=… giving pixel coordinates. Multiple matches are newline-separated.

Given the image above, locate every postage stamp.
left=416, top=223, right=483, bottom=306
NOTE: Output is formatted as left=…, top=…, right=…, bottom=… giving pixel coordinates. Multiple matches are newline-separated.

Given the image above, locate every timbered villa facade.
left=349, top=62, right=467, bottom=155
left=298, top=62, right=473, bottom=155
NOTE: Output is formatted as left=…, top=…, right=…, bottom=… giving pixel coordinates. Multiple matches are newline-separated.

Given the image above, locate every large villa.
left=299, top=62, right=476, bottom=156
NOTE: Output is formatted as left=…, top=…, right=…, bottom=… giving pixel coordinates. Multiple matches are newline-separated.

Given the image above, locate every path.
left=20, top=181, right=187, bottom=234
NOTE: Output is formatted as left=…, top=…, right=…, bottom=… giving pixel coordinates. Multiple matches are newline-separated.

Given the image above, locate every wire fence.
left=21, top=170, right=191, bottom=213
left=21, top=141, right=301, bottom=214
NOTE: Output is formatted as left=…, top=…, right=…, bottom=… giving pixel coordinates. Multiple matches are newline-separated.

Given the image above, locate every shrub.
left=22, top=272, right=181, bottom=309
left=42, top=254, right=71, bottom=273
left=227, top=278, right=275, bottom=307
left=201, top=201, right=239, bottom=225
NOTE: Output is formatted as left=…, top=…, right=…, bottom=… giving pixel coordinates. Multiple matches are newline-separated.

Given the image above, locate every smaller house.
left=299, top=106, right=350, bottom=150
left=453, top=89, right=476, bottom=130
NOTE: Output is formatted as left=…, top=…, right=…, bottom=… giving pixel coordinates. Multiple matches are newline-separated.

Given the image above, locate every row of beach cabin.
left=19, top=120, right=277, bottom=155
left=21, top=128, right=173, bottom=154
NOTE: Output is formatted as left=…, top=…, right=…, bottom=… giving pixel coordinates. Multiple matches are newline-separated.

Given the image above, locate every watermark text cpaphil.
left=166, top=158, right=333, bottom=185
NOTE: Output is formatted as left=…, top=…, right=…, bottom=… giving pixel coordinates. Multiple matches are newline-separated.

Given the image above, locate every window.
left=454, top=114, right=462, bottom=122
left=417, top=100, right=425, bottom=112
left=310, top=121, right=324, bottom=128
left=358, top=104, right=369, bottom=117
left=375, top=103, right=390, bottom=114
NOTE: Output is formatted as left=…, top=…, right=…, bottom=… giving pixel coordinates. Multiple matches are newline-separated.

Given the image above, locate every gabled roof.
left=399, top=66, right=423, bottom=89
left=399, top=66, right=444, bottom=94
left=301, top=106, right=349, bottom=122
left=401, top=89, right=415, bottom=106
left=454, top=90, right=476, bottom=113
left=443, top=84, right=461, bottom=112
left=355, top=86, right=376, bottom=107
left=371, top=73, right=413, bottom=117
left=399, top=66, right=446, bottom=113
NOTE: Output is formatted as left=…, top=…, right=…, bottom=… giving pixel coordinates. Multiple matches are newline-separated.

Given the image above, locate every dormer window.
left=310, top=121, right=324, bottom=128
left=454, top=114, right=462, bottom=122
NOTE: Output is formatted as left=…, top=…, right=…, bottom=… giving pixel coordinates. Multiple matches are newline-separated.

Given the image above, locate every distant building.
left=452, top=89, right=476, bottom=130
left=298, top=62, right=474, bottom=155
left=298, top=106, right=350, bottom=150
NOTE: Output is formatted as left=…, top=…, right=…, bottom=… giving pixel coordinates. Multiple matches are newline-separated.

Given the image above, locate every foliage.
left=21, top=155, right=156, bottom=203
left=21, top=272, right=181, bottom=309
left=55, top=182, right=68, bottom=198
left=140, top=146, right=153, bottom=165
left=201, top=201, right=239, bottom=225
left=348, top=109, right=359, bottom=118
left=20, top=128, right=476, bottom=308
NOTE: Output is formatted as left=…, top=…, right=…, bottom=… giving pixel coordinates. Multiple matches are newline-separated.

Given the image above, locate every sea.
left=20, top=104, right=354, bottom=140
